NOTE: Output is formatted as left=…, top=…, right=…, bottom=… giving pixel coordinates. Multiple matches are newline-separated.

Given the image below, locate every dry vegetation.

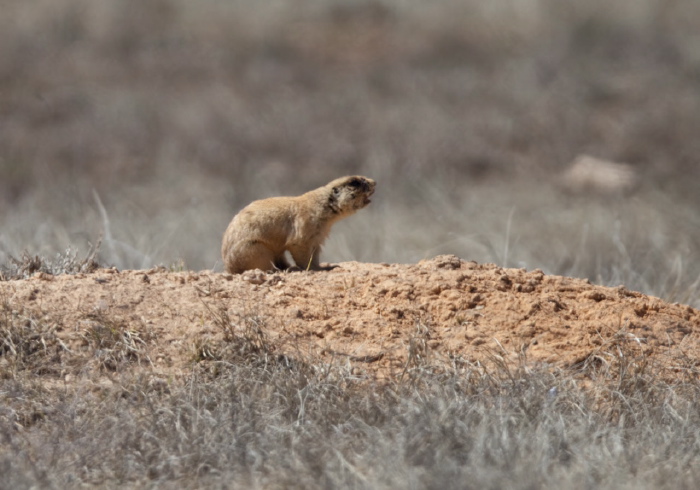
left=2, top=0, right=700, bottom=487
left=3, top=305, right=700, bottom=489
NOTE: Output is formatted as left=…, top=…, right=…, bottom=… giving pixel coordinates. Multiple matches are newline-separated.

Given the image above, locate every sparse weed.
left=168, top=259, right=187, bottom=272
left=399, top=318, right=432, bottom=384
left=0, top=302, right=63, bottom=377
left=197, top=302, right=277, bottom=367
left=1, top=240, right=101, bottom=281
left=80, top=309, right=152, bottom=372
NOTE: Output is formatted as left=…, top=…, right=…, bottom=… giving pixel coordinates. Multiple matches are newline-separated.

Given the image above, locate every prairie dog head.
left=326, top=175, right=376, bottom=215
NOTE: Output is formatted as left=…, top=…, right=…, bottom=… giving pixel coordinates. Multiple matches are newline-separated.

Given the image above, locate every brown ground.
left=3, top=256, right=699, bottom=383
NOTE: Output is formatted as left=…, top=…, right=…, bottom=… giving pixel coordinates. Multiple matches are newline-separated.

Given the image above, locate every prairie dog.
left=222, top=176, right=376, bottom=274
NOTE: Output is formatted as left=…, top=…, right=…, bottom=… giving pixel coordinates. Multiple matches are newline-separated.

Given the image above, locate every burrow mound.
left=2, top=255, right=699, bottom=381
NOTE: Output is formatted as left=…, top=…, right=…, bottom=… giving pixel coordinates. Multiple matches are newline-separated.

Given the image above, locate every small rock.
left=560, top=154, right=639, bottom=195
left=242, top=270, right=266, bottom=285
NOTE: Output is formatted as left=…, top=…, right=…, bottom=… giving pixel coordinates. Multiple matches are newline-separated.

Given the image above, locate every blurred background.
left=1, top=0, right=699, bottom=305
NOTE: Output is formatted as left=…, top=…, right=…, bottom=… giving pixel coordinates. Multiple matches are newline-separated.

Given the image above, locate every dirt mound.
left=2, top=256, right=699, bottom=382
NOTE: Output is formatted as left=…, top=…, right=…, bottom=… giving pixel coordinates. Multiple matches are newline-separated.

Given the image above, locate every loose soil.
left=2, top=256, right=699, bottom=383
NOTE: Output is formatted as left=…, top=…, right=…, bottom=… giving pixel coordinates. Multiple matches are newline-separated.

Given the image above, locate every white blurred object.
left=560, top=155, right=640, bottom=195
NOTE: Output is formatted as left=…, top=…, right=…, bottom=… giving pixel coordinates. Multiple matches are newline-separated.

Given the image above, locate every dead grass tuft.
left=1, top=240, right=101, bottom=281
left=0, top=302, right=64, bottom=378
left=80, top=309, right=152, bottom=372
left=195, top=303, right=276, bottom=366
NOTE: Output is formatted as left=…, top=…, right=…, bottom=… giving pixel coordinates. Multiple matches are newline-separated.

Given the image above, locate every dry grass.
left=0, top=295, right=154, bottom=381
left=79, top=308, right=153, bottom=372
left=0, top=302, right=63, bottom=377
left=0, top=241, right=101, bottom=281
left=2, top=298, right=700, bottom=488
left=2, top=322, right=700, bottom=489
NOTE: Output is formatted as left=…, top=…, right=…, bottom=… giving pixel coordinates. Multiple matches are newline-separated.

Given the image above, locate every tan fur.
left=222, top=176, right=376, bottom=274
